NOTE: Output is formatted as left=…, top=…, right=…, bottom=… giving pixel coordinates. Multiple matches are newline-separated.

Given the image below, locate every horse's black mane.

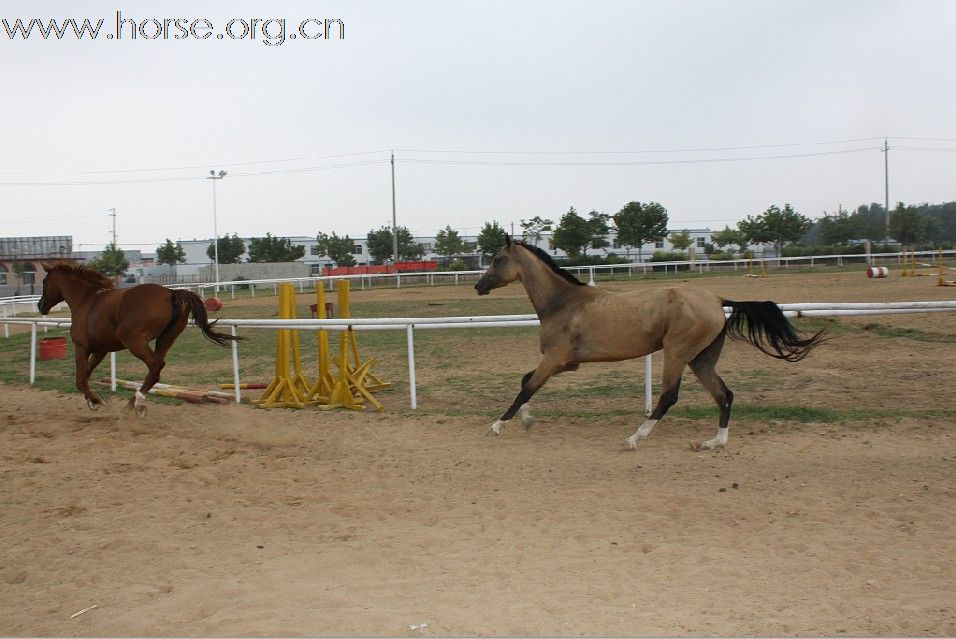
left=514, top=240, right=585, bottom=286
left=49, top=261, right=115, bottom=289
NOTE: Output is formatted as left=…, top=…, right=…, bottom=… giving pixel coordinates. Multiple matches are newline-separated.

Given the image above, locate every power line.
left=396, top=137, right=885, bottom=155
left=0, top=158, right=389, bottom=186
left=398, top=146, right=882, bottom=167
left=0, top=211, right=111, bottom=225
left=0, top=150, right=390, bottom=176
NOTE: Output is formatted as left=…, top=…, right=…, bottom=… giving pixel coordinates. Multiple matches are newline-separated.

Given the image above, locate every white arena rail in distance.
left=184, top=249, right=955, bottom=298
left=3, top=301, right=956, bottom=411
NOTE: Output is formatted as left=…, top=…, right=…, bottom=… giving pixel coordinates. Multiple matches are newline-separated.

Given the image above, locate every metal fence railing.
left=4, top=301, right=955, bottom=411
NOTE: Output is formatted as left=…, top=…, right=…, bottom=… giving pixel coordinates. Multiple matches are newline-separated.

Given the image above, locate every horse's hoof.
left=621, top=438, right=638, bottom=450
left=86, top=399, right=99, bottom=411
left=485, top=427, right=500, bottom=437
left=135, top=405, right=146, bottom=417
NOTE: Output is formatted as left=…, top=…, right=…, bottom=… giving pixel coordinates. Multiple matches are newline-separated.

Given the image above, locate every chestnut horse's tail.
left=722, top=299, right=826, bottom=362
left=170, top=289, right=241, bottom=347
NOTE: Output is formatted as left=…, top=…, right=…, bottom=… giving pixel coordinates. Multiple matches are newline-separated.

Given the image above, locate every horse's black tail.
left=722, top=299, right=826, bottom=362
left=171, top=289, right=242, bottom=347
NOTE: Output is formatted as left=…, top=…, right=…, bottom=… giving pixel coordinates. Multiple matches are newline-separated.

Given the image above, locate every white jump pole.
left=231, top=326, right=241, bottom=403
left=29, top=323, right=37, bottom=383
left=406, top=324, right=417, bottom=409
left=110, top=352, right=116, bottom=391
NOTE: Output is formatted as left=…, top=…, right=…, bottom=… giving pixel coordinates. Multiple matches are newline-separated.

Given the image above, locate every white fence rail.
left=3, top=301, right=955, bottom=413
left=177, top=249, right=955, bottom=297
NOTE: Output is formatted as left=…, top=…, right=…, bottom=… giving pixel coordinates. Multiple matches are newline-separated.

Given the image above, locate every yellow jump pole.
left=257, top=283, right=310, bottom=408
left=309, top=284, right=334, bottom=401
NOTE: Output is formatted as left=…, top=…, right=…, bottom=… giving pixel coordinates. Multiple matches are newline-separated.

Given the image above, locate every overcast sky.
left=2, top=0, right=955, bottom=253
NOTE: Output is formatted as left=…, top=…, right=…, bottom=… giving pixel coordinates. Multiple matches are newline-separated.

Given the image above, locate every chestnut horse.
left=474, top=238, right=825, bottom=450
left=37, top=262, right=240, bottom=415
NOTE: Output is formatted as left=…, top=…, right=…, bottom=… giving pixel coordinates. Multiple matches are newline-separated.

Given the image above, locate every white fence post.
left=231, top=326, right=241, bottom=403
left=406, top=324, right=417, bottom=410
left=644, top=353, right=653, bottom=416
left=110, top=352, right=116, bottom=391
left=29, top=323, right=37, bottom=383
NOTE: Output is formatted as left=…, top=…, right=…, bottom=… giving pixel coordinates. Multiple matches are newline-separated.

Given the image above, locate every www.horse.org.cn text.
left=1, top=12, right=346, bottom=46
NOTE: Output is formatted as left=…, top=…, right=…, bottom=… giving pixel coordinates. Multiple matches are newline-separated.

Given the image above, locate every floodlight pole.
left=208, top=170, right=227, bottom=297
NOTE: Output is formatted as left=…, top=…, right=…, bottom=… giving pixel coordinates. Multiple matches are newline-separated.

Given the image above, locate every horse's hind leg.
left=121, top=318, right=186, bottom=416
left=623, top=356, right=684, bottom=449
left=688, top=332, right=733, bottom=450
left=122, top=339, right=167, bottom=416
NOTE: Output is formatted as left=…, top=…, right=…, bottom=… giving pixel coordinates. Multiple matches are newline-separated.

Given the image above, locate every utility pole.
left=208, top=170, right=227, bottom=297
left=391, top=151, right=399, bottom=264
left=109, top=208, right=118, bottom=285
left=883, top=138, right=890, bottom=235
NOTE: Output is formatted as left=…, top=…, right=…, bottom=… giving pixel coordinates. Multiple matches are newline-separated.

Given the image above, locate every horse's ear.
left=505, top=235, right=512, bottom=247
left=41, top=262, right=52, bottom=273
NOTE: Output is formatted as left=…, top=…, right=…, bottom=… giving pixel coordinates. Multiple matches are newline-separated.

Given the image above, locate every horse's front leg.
left=488, top=359, right=571, bottom=436
left=73, top=346, right=105, bottom=409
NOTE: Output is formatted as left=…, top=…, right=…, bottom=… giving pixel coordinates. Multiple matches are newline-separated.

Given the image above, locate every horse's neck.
left=59, top=276, right=105, bottom=309
left=518, top=255, right=581, bottom=318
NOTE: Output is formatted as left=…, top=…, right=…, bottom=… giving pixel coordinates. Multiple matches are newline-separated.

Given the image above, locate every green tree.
left=710, top=225, right=747, bottom=253
left=206, top=233, right=246, bottom=264
left=519, top=215, right=553, bottom=244
left=366, top=226, right=422, bottom=264
left=313, top=232, right=356, bottom=267
left=668, top=229, right=693, bottom=251
left=247, top=233, right=306, bottom=263
left=852, top=203, right=889, bottom=241
left=476, top=221, right=508, bottom=257
left=587, top=211, right=612, bottom=250
left=612, top=201, right=669, bottom=261
left=888, top=202, right=925, bottom=248
left=88, top=243, right=130, bottom=280
left=155, top=239, right=186, bottom=267
left=11, top=261, right=27, bottom=294
left=818, top=206, right=860, bottom=246
left=434, top=226, right=465, bottom=259
left=551, top=207, right=592, bottom=258
left=738, top=204, right=812, bottom=258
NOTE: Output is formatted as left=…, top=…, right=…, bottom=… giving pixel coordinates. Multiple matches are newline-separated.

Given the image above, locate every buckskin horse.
left=474, top=238, right=825, bottom=450
left=37, top=262, right=240, bottom=415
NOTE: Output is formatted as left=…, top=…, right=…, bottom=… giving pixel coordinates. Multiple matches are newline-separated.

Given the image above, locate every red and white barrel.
left=866, top=266, right=889, bottom=279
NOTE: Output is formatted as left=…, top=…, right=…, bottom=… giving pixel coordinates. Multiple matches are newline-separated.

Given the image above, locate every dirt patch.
left=1, top=270, right=954, bottom=636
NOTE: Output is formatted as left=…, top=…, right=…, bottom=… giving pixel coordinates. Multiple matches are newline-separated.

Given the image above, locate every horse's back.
left=116, top=284, right=178, bottom=334
left=593, top=286, right=725, bottom=352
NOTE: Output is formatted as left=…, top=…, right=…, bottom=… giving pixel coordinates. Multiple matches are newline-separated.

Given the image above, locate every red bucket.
left=38, top=336, right=68, bottom=360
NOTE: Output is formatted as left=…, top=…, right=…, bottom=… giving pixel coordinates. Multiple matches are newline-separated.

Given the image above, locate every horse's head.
left=37, top=263, right=63, bottom=315
left=475, top=236, right=522, bottom=296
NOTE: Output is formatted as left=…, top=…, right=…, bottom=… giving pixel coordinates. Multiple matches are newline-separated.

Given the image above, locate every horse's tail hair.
left=722, top=299, right=826, bottom=362
left=171, top=289, right=242, bottom=347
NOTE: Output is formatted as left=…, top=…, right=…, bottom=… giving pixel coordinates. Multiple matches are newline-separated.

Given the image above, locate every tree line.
left=80, top=199, right=954, bottom=279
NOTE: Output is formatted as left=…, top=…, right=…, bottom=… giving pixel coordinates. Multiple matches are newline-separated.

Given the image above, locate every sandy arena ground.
left=1, top=271, right=954, bottom=636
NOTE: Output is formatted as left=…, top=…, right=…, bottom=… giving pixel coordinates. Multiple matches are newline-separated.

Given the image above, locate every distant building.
left=0, top=235, right=77, bottom=297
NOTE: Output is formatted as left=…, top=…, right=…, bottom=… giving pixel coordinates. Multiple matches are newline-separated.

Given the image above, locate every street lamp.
left=207, top=170, right=227, bottom=296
